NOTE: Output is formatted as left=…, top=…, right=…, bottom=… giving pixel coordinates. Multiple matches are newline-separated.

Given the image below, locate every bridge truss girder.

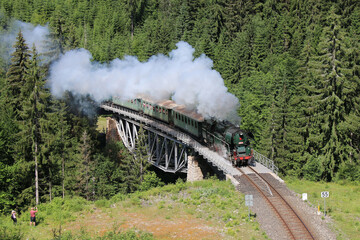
left=114, top=116, right=189, bottom=173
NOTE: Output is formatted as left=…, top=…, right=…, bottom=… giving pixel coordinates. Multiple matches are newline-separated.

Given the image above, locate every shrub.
left=111, top=193, right=126, bottom=203
left=139, top=172, right=164, bottom=191
left=336, top=162, right=360, bottom=181
left=63, top=196, right=88, bottom=212
left=303, top=156, right=324, bottom=181
left=95, top=199, right=109, bottom=208
left=98, top=228, right=155, bottom=240
left=0, top=225, right=23, bottom=240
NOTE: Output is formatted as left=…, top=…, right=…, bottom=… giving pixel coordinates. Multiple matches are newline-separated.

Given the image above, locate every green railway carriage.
left=172, top=105, right=204, bottom=138
left=139, top=98, right=173, bottom=123
left=111, top=97, right=173, bottom=123
left=111, top=97, right=140, bottom=111
left=110, top=96, right=204, bottom=137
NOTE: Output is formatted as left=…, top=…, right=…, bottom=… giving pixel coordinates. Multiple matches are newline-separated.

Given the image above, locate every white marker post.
left=245, top=195, right=253, bottom=221
left=321, top=191, right=329, bottom=216
left=302, top=193, right=307, bottom=201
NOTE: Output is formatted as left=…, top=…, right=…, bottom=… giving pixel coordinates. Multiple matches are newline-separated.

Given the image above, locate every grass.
left=1, top=179, right=267, bottom=240
left=96, top=116, right=108, bottom=133
left=285, top=178, right=360, bottom=240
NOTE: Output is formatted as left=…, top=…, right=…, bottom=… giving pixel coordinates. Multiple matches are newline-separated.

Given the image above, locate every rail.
left=238, top=166, right=315, bottom=240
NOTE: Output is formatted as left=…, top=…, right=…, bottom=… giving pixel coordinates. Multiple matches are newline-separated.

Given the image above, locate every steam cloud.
left=49, top=42, right=239, bottom=121
left=0, top=20, right=50, bottom=58
left=0, top=19, right=240, bottom=121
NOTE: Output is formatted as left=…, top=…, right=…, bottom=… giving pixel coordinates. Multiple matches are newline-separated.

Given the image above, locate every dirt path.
left=62, top=206, right=224, bottom=239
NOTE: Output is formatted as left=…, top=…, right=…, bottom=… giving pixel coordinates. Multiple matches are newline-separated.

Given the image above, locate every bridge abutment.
left=186, top=155, right=212, bottom=182
left=106, top=117, right=121, bottom=142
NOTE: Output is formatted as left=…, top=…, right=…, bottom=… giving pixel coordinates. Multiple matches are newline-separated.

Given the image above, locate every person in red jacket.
left=30, top=207, right=38, bottom=226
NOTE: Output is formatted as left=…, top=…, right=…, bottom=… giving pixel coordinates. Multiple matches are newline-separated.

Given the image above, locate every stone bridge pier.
left=186, top=155, right=213, bottom=182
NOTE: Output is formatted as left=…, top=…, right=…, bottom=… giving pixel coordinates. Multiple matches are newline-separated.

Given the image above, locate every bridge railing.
left=253, top=150, right=278, bottom=175
left=102, top=102, right=278, bottom=176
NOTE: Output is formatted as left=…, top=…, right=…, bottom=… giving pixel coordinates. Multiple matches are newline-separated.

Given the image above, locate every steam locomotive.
left=109, top=97, right=253, bottom=166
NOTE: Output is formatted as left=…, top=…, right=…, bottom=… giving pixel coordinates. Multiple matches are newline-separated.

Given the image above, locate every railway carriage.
left=172, top=105, right=204, bottom=138
left=109, top=96, right=253, bottom=166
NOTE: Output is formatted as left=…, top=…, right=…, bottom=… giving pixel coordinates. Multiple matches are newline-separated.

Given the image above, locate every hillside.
left=1, top=179, right=267, bottom=240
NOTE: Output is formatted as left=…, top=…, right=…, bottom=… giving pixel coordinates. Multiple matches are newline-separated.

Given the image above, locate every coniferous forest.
left=0, top=0, right=360, bottom=214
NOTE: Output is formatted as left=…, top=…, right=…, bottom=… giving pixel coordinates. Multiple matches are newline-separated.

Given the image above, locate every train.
left=109, top=96, right=254, bottom=166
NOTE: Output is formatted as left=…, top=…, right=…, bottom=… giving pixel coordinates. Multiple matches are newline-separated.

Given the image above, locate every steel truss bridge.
left=101, top=102, right=278, bottom=175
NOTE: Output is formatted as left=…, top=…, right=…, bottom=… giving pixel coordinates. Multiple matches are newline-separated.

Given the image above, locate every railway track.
left=236, top=166, right=315, bottom=240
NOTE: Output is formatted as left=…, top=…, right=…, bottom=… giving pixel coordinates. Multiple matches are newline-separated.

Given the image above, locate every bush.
left=30, top=196, right=90, bottom=224
left=95, top=199, right=109, bottom=208
left=0, top=225, right=23, bottom=240
left=111, top=193, right=126, bottom=203
left=63, top=196, right=88, bottom=212
left=98, top=228, right=155, bottom=240
left=139, top=172, right=164, bottom=191
left=336, top=162, right=360, bottom=181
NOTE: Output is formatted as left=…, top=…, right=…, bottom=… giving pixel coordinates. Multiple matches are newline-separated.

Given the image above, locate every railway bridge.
left=101, top=102, right=278, bottom=179
left=101, top=102, right=324, bottom=240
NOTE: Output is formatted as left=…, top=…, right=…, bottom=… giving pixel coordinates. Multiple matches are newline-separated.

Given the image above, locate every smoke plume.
left=0, top=20, right=50, bottom=58
left=49, top=42, right=239, bottom=121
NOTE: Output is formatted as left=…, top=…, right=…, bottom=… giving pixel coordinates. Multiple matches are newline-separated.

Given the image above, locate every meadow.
left=286, top=178, right=360, bottom=240
left=1, top=179, right=267, bottom=240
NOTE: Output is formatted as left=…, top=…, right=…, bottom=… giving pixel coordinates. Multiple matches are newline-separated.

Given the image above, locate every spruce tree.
left=77, top=130, right=94, bottom=200
left=301, top=6, right=357, bottom=180
left=19, top=44, right=51, bottom=205
left=4, top=30, right=30, bottom=116
left=133, top=125, right=150, bottom=184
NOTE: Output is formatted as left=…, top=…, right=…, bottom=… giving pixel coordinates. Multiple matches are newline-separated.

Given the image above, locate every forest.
left=0, top=0, right=359, bottom=214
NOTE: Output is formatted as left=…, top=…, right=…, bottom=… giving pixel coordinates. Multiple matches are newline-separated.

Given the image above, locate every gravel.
left=234, top=173, right=337, bottom=240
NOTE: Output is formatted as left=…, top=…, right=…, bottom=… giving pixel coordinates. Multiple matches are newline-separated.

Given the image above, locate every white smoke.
left=49, top=41, right=239, bottom=120
left=0, top=21, right=49, bottom=57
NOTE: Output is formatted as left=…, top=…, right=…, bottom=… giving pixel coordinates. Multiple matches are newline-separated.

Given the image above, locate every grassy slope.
left=285, top=178, right=360, bottom=240
left=1, top=179, right=267, bottom=240
left=96, top=116, right=108, bottom=132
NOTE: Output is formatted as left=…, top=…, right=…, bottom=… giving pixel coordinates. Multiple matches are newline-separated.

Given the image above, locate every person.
left=30, top=207, right=38, bottom=226
left=11, top=210, right=17, bottom=224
